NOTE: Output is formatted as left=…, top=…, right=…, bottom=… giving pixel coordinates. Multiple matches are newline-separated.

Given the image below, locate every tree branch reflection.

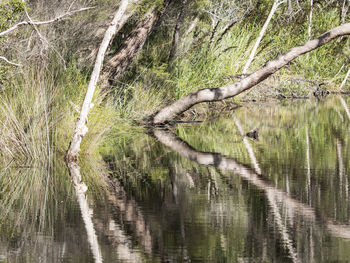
left=67, top=162, right=102, bottom=263
left=152, top=128, right=350, bottom=240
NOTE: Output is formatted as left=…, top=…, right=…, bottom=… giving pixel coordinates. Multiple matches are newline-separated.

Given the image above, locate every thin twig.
left=0, top=6, right=94, bottom=37
left=23, top=7, right=49, bottom=53
left=22, top=5, right=67, bottom=66
left=0, top=56, right=22, bottom=66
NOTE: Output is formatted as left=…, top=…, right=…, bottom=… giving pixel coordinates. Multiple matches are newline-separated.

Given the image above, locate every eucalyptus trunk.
left=103, top=0, right=172, bottom=85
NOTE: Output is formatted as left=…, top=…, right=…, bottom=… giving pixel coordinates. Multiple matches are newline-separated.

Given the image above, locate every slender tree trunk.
left=103, top=0, right=172, bottom=86
left=178, top=17, right=199, bottom=55
left=86, top=1, right=141, bottom=61
left=242, top=0, right=285, bottom=74
left=308, top=0, right=313, bottom=40
left=287, top=0, right=293, bottom=14
left=168, top=0, right=188, bottom=63
left=66, top=0, right=130, bottom=163
left=150, top=23, right=350, bottom=124
left=340, top=0, right=349, bottom=25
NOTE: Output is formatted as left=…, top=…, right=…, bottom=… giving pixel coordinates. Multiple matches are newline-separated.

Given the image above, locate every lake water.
left=1, top=96, right=350, bottom=262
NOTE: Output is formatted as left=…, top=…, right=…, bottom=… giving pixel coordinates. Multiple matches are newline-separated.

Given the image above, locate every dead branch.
left=0, top=6, right=94, bottom=37
left=0, top=56, right=22, bottom=67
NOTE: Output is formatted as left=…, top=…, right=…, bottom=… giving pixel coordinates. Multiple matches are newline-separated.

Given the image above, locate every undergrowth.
left=0, top=0, right=349, bottom=165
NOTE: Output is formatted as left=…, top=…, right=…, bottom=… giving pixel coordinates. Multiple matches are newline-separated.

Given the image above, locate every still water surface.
left=1, top=96, right=350, bottom=262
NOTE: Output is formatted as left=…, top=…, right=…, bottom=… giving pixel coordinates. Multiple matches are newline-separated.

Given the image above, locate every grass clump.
left=0, top=60, right=118, bottom=167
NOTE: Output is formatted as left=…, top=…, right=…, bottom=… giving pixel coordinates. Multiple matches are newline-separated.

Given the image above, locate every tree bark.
left=66, top=0, right=130, bottom=163
left=308, top=0, right=313, bottom=40
left=103, top=0, right=172, bottom=85
left=150, top=23, right=350, bottom=124
left=340, top=0, right=349, bottom=25
left=168, top=0, right=188, bottom=63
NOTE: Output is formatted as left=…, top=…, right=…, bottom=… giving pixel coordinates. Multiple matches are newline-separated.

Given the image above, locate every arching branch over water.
left=150, top=23, right=350, bottom=124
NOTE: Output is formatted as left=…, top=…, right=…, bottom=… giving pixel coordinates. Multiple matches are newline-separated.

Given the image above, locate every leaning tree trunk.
left=66, top=0, right=130, bottom=163
left=150, top=23, right=350, bottom=124
left=102, top=0, right=172, bottom=87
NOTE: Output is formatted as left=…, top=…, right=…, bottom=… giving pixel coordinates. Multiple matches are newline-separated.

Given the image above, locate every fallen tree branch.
left=150, top=22, right=350, bottom=124
left=0, top=6, right=94, bottom=37
left=0, top=56, right=22, bottom=66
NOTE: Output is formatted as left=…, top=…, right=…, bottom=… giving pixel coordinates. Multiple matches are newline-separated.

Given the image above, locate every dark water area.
left=1, top=96, right=350, bottom=262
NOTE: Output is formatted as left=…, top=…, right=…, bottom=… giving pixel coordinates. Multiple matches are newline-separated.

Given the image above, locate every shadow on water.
left=2, top=96, right=350, bottom=262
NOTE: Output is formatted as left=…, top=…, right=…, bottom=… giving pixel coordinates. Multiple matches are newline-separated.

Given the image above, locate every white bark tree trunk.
left=341, top=0, right=350, bottom=25
left=242, top=0, right=285, bottom=74
left=308, top=0, right=313, bottom=40
left=66, top=0, right=130, bottom=162
left=151, top=23, right=350, bottom=124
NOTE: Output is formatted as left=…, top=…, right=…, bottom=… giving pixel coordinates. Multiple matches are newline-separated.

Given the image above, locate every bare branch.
left=0, top=56, right=22, bottom=67
left=23, top=6, right=49, bottom=54
left=0, top=6, right=94, bottom=37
